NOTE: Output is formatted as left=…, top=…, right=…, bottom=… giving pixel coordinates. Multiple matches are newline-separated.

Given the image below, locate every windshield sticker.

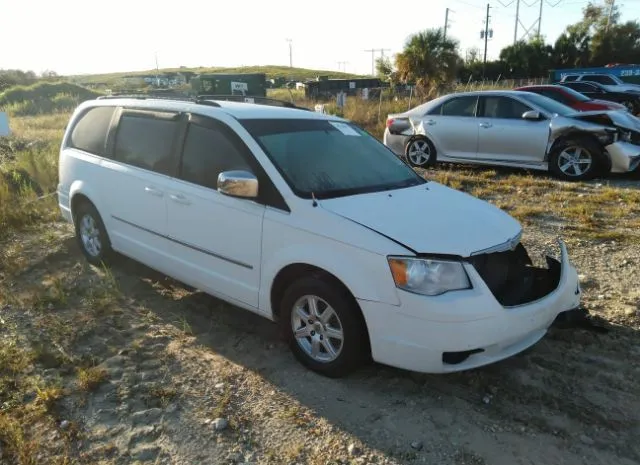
left=330, top=121, right=360, bottom=136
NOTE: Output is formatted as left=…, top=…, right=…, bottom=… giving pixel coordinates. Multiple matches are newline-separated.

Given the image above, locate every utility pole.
left=444, top=7, right=450, bottom=39
left=482, top=3, right=491, bottom=80
left=513, top=0, right=520, bottom=44
left=337, top=61, right=349, bottom=72
left=286, top=38, right=293, bottom=68
left=606, top=0, right=615, bottom=32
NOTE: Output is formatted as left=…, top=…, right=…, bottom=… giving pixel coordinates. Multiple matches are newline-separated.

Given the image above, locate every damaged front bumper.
left=605, top=141, right=640, bottom=173
left=359, top=240, right=581, bottom=374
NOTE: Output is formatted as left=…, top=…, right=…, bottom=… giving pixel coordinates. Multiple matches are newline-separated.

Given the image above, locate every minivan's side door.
left=476, top=95, right=549, bottom=164
left=166, top=113, right=269, bottom=309
left=99, top=108, right=183, bottom=268
left=421, top=95, right=479, bottom=160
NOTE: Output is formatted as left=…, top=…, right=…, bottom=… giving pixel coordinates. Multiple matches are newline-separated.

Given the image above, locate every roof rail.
left=196, top=94, right=311, bottom=111
left=96, top=94, right=221, bottom=107
left=95, top=93, right=311, bottom=111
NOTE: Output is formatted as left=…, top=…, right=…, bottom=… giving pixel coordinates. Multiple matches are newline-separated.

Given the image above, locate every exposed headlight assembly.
left=388, top=257, right=471, bottom=296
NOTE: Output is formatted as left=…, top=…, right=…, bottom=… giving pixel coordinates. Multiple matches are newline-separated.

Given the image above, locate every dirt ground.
left=1, top=171, right=639, bottom=465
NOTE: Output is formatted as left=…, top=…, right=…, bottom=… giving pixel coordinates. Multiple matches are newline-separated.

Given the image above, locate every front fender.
left=258, top=241, right=402, bottom=317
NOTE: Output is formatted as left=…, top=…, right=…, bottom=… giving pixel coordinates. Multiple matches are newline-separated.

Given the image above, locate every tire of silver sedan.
left=74, top=201, right=114, bottom=266
left=405, top=136, right=436, bottom=168
left=279, top=276, right=369, bottom=378
left=548, top=136, right=604, bottom=181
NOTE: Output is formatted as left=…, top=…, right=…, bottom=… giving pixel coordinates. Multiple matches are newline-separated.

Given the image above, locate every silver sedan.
left=383, top=90, right=640, bottom=181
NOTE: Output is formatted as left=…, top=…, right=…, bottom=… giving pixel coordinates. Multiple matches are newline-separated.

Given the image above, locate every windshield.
left=240, top=118, right=426, bottom=199
left=517, top=92, right=576, bottom=117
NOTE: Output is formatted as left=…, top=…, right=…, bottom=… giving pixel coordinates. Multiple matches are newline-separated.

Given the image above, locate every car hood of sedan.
left=319, top=182, right=523, bottom=257
left=569, top=109, right=640, bottom=131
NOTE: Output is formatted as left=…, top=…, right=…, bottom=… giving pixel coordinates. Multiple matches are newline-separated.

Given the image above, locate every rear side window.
left=114, top=114, right=179, bottom=175
left=569, top=82, right=597, bottom=93
left=179, top=123, right=250, bottom=189
left=439, top=96, right=478, bottom=117
left=587, top=75, right=615, bottom=85
left=68, top=106, right=116, bottom=156
left=562, top=75, right=578, bottom=82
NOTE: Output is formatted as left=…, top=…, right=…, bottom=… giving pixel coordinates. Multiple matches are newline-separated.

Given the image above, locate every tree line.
left=377, top=0, right=640, bottom=96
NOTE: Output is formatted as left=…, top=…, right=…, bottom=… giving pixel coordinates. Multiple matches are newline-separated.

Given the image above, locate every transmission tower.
left=497, top=0, right=563, bottom=45
left=364, top=48, right=391, bottom=76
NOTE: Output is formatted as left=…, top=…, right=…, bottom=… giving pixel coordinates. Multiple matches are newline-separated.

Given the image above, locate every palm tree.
left=395, top=28, right=461, bottom=97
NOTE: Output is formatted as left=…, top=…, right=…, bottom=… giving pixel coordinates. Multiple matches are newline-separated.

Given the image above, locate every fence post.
left=377, top=86, right=384, bottom=122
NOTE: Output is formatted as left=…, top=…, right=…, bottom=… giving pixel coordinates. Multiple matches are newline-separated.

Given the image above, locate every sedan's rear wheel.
left=405, top=137, right=436, bottom=168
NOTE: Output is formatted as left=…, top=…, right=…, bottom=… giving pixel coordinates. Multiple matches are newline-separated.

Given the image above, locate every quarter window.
left=114, top=113, right=179, bottom=175
left=179, top=122, right=250, bottom=190
left=69, top=106, right=116, bottom=156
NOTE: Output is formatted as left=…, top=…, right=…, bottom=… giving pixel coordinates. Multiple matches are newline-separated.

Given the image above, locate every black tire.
left=621, top=100, right=638, bottom=114
left=73, top=201, right=113, bottom=266
left=405, top=136, right=436, bottom=168
left=279, top=276, right=369, bottom=378
left=548, top=136, right=605, bottom=181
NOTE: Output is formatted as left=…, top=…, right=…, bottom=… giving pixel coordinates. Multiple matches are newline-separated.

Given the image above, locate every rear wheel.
left=548, top=136, right=604, bottom=181
left=405, top=137, right=436, bottom=168
left=279, top=276, right=368, bottom=378
left=73, top=201, right=113, bottom=266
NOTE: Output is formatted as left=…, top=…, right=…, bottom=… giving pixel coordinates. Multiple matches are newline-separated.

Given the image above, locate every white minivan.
left=58, top=96, right=582, bottom=378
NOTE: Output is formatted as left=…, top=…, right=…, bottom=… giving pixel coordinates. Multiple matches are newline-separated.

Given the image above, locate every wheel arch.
left=404, top=134, right=437, bottom=166
left=546, top=130, right=611, bottom=169
left=68, top=180, right=103, bottom=222
left=270, top=263, right=372, bottom=354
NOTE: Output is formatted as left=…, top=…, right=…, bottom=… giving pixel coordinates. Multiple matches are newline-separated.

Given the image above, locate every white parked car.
left=58, top=95, right=582, bottom=377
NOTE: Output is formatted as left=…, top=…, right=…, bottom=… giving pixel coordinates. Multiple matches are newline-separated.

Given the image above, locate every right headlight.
left=387, top=256, right=472, bottom=296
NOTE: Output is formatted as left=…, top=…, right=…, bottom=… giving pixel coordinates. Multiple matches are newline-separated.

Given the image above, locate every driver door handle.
left=425, top=119, right=436, bottom=125
left=144, top=186, right=164, bottom=197
left=479, top=122, right=493, bottom=128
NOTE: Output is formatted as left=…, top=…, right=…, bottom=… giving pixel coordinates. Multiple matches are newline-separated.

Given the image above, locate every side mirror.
left=217, top=170, right=258, bottom=199
left=522, top=110, right=541, bottom=121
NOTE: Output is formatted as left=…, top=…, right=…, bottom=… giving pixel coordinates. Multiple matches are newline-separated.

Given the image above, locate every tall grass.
left=0, top=82, right=101, bottom=116
left=0, top=113, right=67, bottom=239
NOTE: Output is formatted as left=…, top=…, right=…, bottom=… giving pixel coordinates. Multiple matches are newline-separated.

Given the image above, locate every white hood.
left=319, top=182, right=522, bottom=257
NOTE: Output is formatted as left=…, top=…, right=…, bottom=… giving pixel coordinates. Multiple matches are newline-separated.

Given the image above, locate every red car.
left=514, top=84, right=628, bottom=112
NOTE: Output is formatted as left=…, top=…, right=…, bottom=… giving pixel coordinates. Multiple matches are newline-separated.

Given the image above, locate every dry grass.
left=76, top=366, right=109, bottom=391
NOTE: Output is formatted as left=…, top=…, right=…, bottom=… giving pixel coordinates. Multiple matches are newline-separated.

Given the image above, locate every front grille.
left=466, top=243, right=561, bottom=307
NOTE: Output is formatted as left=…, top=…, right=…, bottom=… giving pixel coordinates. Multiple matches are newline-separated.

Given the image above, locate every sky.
left=3, top=0, right=640, bottom=77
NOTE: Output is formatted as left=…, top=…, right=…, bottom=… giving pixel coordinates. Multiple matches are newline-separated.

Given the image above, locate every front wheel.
left=548, top=137, right=604, bottom=181
left=621, top=100, right=637, bottom=114
left=279, top=276, right=369, bottom=378
left=405, top=137, right=436, bottom=168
